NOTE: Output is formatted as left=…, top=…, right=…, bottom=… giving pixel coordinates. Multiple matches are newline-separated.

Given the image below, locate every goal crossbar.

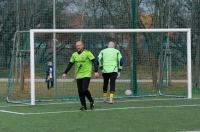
left=30, top=28, right=190, bottom=33
left=30, top=28, right=192, bottom=105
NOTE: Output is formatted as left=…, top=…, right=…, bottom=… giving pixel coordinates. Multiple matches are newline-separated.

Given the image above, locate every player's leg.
left=108, top=72, right=118, bottom=104
left=47, top=81, right=50, bottom=89
left=82, top=77, right=94, bottom=110
left=51, top=79, right=54, bottom=88
left=76, top=79, right=87, bottom=110
left=102, top=73, right=110, bottom=101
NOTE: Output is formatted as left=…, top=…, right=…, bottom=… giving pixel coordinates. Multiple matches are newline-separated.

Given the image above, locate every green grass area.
left=0, top=98, right=200, bottom=132
left=1, top=79, right=200, bottom=132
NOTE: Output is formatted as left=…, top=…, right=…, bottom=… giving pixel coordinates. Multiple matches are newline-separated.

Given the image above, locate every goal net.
left=7, top=29, right=192, bottom=105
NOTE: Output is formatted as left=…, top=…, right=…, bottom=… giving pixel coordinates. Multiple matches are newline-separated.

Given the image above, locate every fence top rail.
left=30, top=28, right=191, bottom=33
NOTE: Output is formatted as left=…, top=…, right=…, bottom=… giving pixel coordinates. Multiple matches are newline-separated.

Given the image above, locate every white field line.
left=0, top=104, right=200, bottom=115
left=2, top=78, right=187, bottom=83
left=2, top=98, right=200, bottom=108
left=0, top=110, right=24, bottom=115
left=179, top=130, right=200, bottom=132
left=1, top=104, right=200, bottom=115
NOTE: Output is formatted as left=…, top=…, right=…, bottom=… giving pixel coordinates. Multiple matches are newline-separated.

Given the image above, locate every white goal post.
left=30, top=28, right=192, bottom=105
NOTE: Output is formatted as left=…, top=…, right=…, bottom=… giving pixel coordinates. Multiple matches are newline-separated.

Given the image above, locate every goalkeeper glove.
left=47, top=76, right=50, bottom=80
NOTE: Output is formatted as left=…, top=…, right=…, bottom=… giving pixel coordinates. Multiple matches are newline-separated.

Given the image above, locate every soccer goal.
left=7, top=29, right=192, bottom=105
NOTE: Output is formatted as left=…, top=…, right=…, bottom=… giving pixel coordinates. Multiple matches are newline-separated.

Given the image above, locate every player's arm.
left=117, top=51, right=123, bottom=72
left=92, top=59, right=99, bottom=78
left=46, top=66, right=49, bottom=75
left=97, top=51, right=103, bottom=70
left=91, top=59, right=98, bottom=72
left=117, top=51, right=123, bottom=78
left=62, top=54, right=75, bottom=79
left=62, top=62, right=74, bottom=79
left=63, top=62, right=74, bottom=74
left=87, top=51, right=99, bottom=78
left=45, top=66, right=50, bottom=82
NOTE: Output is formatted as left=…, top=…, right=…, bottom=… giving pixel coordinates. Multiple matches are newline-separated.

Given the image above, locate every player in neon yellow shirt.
left=62, top=41, right=99, bottom=111
left=98, top=41, right=123, bottom=104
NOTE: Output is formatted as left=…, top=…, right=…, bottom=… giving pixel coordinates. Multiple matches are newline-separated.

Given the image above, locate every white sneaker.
left=108, top=98, right=114, bottom=104
left=103, top=97, right=108, bottom=103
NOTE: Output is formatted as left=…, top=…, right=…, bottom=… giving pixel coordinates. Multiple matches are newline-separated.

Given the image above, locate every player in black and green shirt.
left=62, top=41, right=99, bottom=111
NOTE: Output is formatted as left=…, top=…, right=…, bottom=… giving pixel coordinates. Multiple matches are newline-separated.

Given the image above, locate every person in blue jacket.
left=46, top=61, right=54, bottom=89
